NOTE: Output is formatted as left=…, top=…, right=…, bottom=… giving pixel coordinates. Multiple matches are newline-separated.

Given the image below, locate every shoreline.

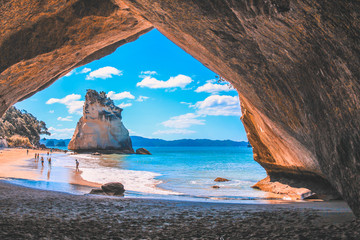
left=0, top=147, right=328, bottom=204
left=0, top=147, right=101, bottom=188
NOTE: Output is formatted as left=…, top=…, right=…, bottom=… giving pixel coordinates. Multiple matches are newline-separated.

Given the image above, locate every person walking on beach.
left=41, top=157, right=44, bottom=166
left=48, top=157, right=51, bottom=165
left=75, top=159, right=79, bottom=171
left=27, top=149, right=29, bottom=155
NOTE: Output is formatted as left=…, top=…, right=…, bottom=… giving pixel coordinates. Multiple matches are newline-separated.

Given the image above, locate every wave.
left=68, top=154, right=179, bottom=195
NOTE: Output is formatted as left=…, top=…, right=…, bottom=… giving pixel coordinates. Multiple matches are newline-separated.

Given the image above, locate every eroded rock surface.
left=0, top=0, right=152, bottom=114
left=121, top=0, right=360, bottom=216
left=0, top=1, right=359, bottom=215
left=68, top=90, right=133, bottom=153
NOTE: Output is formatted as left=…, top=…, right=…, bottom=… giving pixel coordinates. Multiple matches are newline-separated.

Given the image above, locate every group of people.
left=34, top=152, right=80, bottom=170
left=34, top=153, right=51, bottom=166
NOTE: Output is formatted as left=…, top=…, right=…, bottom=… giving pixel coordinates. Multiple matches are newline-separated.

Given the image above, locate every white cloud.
left=161, top=113, right=204, bottom=129
left=46, top=94, right=84, bottom=115
left=57, top=116, right=73, bottom=122
left=136, top=96, right=149, bottom=102
left=153, top=129, right=195, bottom=135
left=48, top=127, right=75, bottom=139
left=118, top=103, right=132, bottom=108
left=194, top=95, right=241, bottom=116
left=128, top=129, right=136, bottom=134
left=80, top=67, right=91, bottom=74
left=107, top=91, right=135, bottom=100
left=137, top=74, right=193, bottom=89
left=64, top=70, right=75, bottom=77
left=141, top=71, right=157, bottom=75
left=195, top=81, right=235, bottom=94
left=46, top=94, right=80, bottom=105
left=68, top=101, right=84, bottom=114
left=180, top=102, right=193, bottom=106
left=86, top=66, right=122, bottom=80
left=49, top=110, right=54, bottom=114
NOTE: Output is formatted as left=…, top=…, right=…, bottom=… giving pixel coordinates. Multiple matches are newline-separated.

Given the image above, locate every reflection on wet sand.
left=47, top=168, right=51, bottom=180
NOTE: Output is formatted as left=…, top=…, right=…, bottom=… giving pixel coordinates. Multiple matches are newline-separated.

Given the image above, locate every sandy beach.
left=0, top=148, right=359, bottom=239
left=0, top=148, right=100, bottom=188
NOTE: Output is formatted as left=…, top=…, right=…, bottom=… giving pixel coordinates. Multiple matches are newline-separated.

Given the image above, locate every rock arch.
left=1, top=0, right=359, bottom=216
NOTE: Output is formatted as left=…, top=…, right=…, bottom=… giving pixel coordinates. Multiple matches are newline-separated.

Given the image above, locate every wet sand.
left=0, top=148, right=100, bottom=187
left=0, top=148, right=359, bottom=239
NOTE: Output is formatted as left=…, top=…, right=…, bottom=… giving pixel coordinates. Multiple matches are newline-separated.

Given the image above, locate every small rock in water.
left=214, top=177, right=230, bottom=182
left=91, top=152, right=101, bottom=156
left=135, top=148, right=151, bottom=155
left=212, top=185, right=220, bottom=189
left=89, top=188, right=105, bottom=195
left=101, top=182, right=125, bottom=196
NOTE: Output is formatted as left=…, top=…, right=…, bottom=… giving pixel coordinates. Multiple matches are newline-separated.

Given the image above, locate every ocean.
left=7, top=146, right=281, bottom=203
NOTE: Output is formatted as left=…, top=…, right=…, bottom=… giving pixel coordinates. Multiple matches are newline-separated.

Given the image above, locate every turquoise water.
left=5, top=146, right=278, bottom=203
left=129, top=146, right=267, bottom=199
left=72, top=146, right=272, bottom=201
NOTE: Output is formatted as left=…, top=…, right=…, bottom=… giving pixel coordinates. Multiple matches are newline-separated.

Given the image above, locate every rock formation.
left=68, top=90, right=133, bottom=153
left=0, top=137, right=7, bottom=148
left=135, top=148, right=151, bottom=155
left=214, top=177, right=230, bottom=182
left=90, top=182, right=125, bottom=196
left=0, top=1, right=359, bottom=216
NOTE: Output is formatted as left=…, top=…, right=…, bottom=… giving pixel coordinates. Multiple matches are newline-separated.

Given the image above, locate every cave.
left=1, top=0, right=359, bottom=216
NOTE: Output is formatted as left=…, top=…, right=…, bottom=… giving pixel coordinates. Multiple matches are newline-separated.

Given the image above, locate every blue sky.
left=15, top=29, right=247, bottom=141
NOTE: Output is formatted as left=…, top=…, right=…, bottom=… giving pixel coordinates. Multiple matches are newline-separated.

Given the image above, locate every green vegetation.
left=0, top=106, right=50, bottom=147
left=7, top=135, right=32, bottom=148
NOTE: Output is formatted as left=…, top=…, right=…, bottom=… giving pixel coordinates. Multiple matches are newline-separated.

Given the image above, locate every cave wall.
left=0, top=0, right=359, bottom=215
left=120, top=0, right=360, bottom=215
left=0, top=0, right=153, bottom=114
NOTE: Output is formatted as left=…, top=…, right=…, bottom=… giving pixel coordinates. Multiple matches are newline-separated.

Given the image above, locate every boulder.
left=214, top=177, right=230, bottom=182
left=101, top=182, right=125, bottom=196
left=0, top=137, right=7, bottom=148
left=212, top=185, right=220, bottom=189
left=135, top=148, right=151, bottom=155
left=89, top=188, right=105, bottom=195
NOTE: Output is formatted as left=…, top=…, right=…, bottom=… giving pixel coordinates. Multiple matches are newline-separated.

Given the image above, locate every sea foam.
left=68, top=154, right=179, bottom=195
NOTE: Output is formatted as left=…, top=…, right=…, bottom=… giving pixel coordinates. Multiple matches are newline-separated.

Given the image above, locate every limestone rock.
left=101, top=182, right=125, bottom=196
left=135, top=148, right=151, bottom=155
left=252, top=176, right=341, bottom=201
left=0, top=137, right=7, bottom=148
left=214, top=177, right=230, bottom=182
left=68, top=90, right=134, bottom=153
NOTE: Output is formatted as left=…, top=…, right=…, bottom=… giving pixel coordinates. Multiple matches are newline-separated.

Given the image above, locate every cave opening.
left=3, top=29, right=277, bottom=202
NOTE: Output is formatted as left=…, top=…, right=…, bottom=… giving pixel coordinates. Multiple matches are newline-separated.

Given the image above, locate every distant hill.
left=40, top=136, right=249, bottom=148
left=40, top=138, right=71, bottom=147
left=131, top=136, right=249, bottom=147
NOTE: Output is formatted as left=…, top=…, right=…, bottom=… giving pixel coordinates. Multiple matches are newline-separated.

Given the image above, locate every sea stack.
left=68, top=90, right=134, bottom=153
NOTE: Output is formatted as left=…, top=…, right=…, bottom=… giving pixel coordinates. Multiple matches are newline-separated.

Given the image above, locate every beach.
left=0, top=148, right=359, bottom=238
left=0, top=180, right=358, bottom=239
left=0, top=148, right=100, bottom=188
